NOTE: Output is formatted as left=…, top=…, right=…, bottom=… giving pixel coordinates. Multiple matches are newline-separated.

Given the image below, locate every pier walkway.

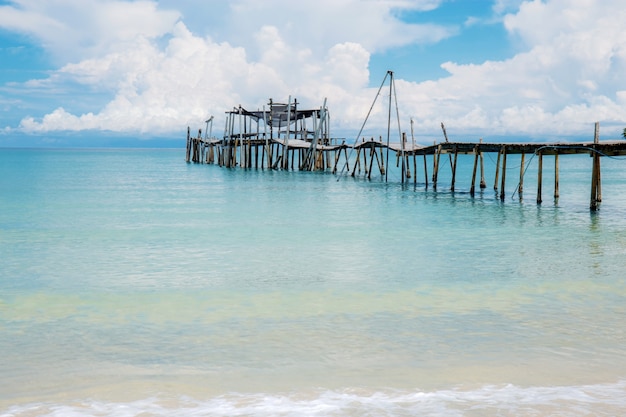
left=185, top=94, right=625, bottom=211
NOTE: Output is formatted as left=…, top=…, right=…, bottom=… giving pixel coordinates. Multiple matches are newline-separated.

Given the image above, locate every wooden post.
left=431, top=141, right=437, bottom=182
left=591, top=122, right=601, bottom=210
left=423, top=154, right=428, bottom=189
left=433, top=144, right=441, bottom=190
left=332, top=141, right=345, bottom=174
left=500, top=146, right=507, bottom=201
left=537, top=151, right=543, bottom=204
left=479, top=138, right=486, bottom=189
left=450, top=147, right=458, bottom=192
left=351, top=144, right=362, bottom=177
left=493, top=148, right=501, bottom=191
left=402, top=133, right=410, bottom=181
left=379, top=140, right=386, bottom=175
left=470, top=145, right=479, bottom=196
left=235, top=106, right=243, bottom=167
left=282, top=96, right=291, bottom=170
left=185, top=127, right=191, bottom=162
left=591, top=152, right=599, bottom=210
left=366, top=146, right=378, bottom=180
left=518, top=153, right=525, bottom=195
left=554, top=154, right=559, bottom=200
left=595, top=122, right=602, bottom=203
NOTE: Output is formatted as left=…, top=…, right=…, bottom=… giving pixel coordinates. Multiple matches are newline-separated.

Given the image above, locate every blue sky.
left=1, top=0, right=626, bottom=147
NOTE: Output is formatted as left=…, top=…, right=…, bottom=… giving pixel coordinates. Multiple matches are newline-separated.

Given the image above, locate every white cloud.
left=0, top=0, right=180, bottom=62
left=400, top=0, right=626, bottom=139
left=7, top=0, right=434, bottom=135
left=4, top=0, right=626, bottom=141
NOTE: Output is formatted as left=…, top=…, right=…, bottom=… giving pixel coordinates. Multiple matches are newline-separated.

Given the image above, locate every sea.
left=1, top=146, right=626, bottom=416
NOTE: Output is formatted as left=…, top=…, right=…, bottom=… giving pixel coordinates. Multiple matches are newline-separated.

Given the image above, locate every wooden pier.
left=186, top=90, right=626, bottom=211
left=186, top=97, right=349, bottom=172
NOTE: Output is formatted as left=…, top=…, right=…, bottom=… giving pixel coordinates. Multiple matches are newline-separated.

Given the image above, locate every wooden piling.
left=590, top=122, right=601, bottom=210
left=537, top=151, right=543, bottom=204
left=479, top=139, right=486, bottom=189
left=433, top=144, right=442, bottom=189
left=493, top=148, right=501, bottom=191
left=518, top=153, right=525, bottom=195
left=185, top=127, right=191, bottom=162
left=423, top=155, right=428, bottom=189
left=554, top=154, right=559, bottom=200
left=450, top=147, right=458, bottom=192
left=500, top=146, right=507, bottom=201
left=470, top=145, right=479, bottom=196
left=413, top=152, right=417, bottom=185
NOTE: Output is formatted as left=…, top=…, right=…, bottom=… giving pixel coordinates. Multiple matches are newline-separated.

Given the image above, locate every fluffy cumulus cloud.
left=403, top=0, right=626, bottom=138
left=2, top=0, right=626, bottom=140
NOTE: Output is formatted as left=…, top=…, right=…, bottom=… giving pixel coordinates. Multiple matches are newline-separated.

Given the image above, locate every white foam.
left=3, top=381, right=626, bottom=417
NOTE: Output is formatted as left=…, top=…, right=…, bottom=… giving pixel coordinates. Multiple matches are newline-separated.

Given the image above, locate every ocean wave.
left=3, top=381, right=626, bottom=417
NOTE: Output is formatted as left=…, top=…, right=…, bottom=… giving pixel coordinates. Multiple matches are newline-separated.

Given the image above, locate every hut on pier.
left=187, top=97, right=348, bottom=172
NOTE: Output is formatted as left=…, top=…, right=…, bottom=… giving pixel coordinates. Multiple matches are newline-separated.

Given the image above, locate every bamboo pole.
left=379, top=139, right=385, bottom=175
left=351, top=144, right=362, bottom=177
left=236, top=106, right=243, bottom=168
left=185, top=127, right=191, bottom=162
left=282, top=96, right=292, bottom=170
left=493, top=148, right=501, bottom=191
left=368, top=146, right=375, bottom=179
left=500, top=146, right=507, bottom=201
left=479, top=139, right=486, bottom=189
left=332, top=140, right=345, bottom=174
left=591, top=152, right=599, bottom=210
left=423, top=154, right=428, bottom=189
left=591, top=122, right=601, bottom=210
left=431, top=141, right=437, bottom=182
left=433, top=144, right=441, bottom=190
left=403, top=134, right=411, bottom=180
left=470, top=145, right=479, bottom=196
left=537, top=151, right=543, bottom=204
left=595, top=122, right=602, bottom=203
left=554, top=154, right=559, bottom=200
left=518, top=153, right=525, bottom=195
left=450, top=147, right=458, bottom=192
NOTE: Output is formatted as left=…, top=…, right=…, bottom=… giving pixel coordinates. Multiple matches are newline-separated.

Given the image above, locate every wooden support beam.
left=332, top=141, right=344, bottom=174
left=423, top=155, right=429, bottom=189
left=591, top=122, right=601, bottom=210
left=479, top=140, right=486, bottom=189
left=367, top=147, right=375, bottom=179
left=500, top=146, right=507, bottom=201
left=554, top=154, right=559, bottom=200
left=185, top=127, right=191, bottom=162
left=379, top=144, right=386, bottom=175
left=537, top=152, right=543, bottom=204
left=433, top=144, right=442, bottom=190
left=518, top=153, right=525, bottom=196
left=470, top=145, right=479, bottom=196
left=494, top=148, right=501, bottom=191
left=451, top=147, right=458, bottom=192
left=351, top=146, right=362, bottom=177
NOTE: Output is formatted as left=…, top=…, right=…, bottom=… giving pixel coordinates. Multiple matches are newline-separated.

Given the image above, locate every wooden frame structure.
left=186, top=90, right=626, bottom=211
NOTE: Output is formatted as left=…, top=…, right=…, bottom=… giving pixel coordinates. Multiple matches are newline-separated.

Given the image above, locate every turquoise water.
left=1, top=147, right=626, bottom=416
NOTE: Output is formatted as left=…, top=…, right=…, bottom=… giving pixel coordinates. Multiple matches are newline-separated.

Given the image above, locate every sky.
left=1, top=0, right=626, bottom=147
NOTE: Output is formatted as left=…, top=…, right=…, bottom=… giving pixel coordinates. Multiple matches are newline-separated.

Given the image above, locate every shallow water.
left=1, top=147, right=625, bottom=416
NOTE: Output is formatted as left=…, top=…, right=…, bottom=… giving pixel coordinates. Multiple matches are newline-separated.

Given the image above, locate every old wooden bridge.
left=187, top=111, right=626, bottom=211
left=186, top=70, right=626, bottom=212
